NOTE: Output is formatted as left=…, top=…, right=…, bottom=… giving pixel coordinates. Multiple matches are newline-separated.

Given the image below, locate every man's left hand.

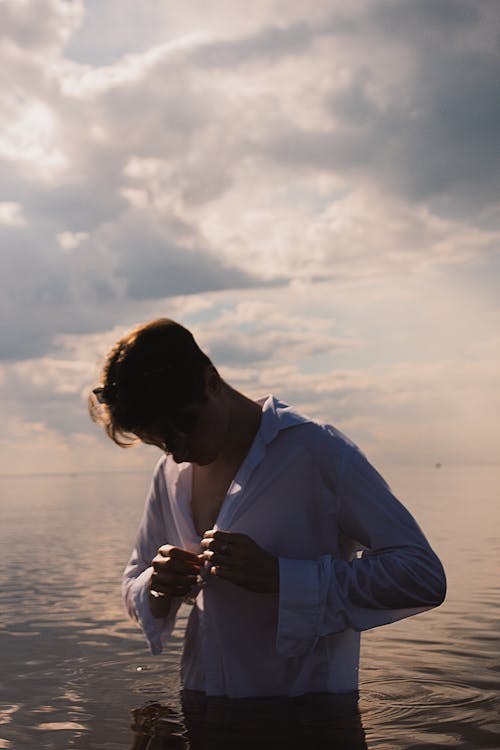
left=201, top=529, right=279, bottom=594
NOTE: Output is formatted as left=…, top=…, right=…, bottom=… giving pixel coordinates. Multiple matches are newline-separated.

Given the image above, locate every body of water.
left=0, top=465, right=498, bottom=748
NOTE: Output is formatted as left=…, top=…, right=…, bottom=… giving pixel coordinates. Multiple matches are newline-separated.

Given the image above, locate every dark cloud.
left=0, top=225, right=116, bottom=360
left=262, top=124, right=371, bottom=172
left=0, top=214, right=273, bottom=361
left=262, top=16, right=500, bottom=218
left=392, top=48, right=500, bottom=209
left=105, top=213, right=263, bottom=301
left=370, top=0, right=480, bottom=35
left=95, top=67, right=207, bottom=148
left=203, top=326, right=347, bottom=368
left=1, top=0, right=497, bottom=368
left=30, top=179, right=127, bottom=232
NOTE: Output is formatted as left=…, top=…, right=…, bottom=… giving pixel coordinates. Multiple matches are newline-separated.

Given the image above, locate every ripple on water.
left=0, top=705, right=21, bottom=725
left=360, top=676, right=498, bottom=725
left=35, top=722, right=88, bottom=731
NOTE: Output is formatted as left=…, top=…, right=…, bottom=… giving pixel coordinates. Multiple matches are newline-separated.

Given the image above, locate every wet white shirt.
left=122, top=396, right=446, bottom=698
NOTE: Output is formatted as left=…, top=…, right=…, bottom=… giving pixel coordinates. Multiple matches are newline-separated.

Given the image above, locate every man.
left=90, top=317, right=446, bottom=699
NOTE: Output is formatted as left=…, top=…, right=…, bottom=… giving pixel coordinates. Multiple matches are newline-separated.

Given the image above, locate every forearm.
left=122, top=566, right=184, bottom=655
left=276, top=546, right=446, bottom=657
left=331, top=545, right=446, bottom=610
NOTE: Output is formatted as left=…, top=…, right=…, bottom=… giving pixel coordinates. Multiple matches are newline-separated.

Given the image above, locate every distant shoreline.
left=0, top=468, right=152, bottom=479
left=1, top=463, right=499, bottom=480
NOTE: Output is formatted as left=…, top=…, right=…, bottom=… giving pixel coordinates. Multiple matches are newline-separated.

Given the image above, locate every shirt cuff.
left=276, top=557, right=322, bottom=657
left=130, top=566, right=182, bottom=655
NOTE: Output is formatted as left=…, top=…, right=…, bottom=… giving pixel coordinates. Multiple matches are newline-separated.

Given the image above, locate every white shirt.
left=122, top=396, right=446, bottom=698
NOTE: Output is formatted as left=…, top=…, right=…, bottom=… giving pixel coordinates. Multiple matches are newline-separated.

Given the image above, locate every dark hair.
left=89, top=318, right=212, bottom=447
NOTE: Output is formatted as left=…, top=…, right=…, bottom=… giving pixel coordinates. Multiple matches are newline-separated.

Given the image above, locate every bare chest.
left=191, top=464, right=238, bottom=537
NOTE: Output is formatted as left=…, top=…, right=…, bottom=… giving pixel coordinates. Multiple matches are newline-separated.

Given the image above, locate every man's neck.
left=213, top=388, right=262, bottom=471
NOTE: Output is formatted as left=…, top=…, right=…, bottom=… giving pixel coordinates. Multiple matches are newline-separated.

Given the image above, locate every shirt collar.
left=257, top=395, right=311, bottom=446
left=215, top=396, right=312, bottom=528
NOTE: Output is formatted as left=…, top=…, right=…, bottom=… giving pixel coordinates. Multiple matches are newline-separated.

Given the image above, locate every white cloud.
left=0, top=0, right=83, bottom=55
left=1, top=271, right=499, bottom=472
left=0, top=97, right=67, bottom=180
left=64, top=0, right=345, bottom=65
left=0, top=201, right=24, bottom=226
left=58, top=33, right=207, bottom=97
left=56, top=230, right=89, bottom=251
left=0, top=0, right=498, bottom=470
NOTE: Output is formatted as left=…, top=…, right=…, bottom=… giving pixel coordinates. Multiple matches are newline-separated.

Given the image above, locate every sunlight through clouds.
left=0, top=201, right=25, bottom=226
left=0, top=98, right=66, bottom=178
left=0, top=0, right=498, bottom=474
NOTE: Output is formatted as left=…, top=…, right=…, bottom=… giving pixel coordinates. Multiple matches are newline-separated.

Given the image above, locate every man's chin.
left=172, top=451, right=191, bottom=464
left=172, top=452, right=208, bottom=465
left=191, top=453, right=216, bottom=466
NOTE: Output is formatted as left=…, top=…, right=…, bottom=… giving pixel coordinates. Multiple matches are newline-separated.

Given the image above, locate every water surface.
left=0, top=465, right=498, bottom=748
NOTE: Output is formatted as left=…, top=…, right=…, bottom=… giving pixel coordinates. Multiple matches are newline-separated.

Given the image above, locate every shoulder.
left=152, top=452, right=168, bottom=479
left=265, top=397, right=355, bottom=451
left=277, top=416, right=358, bottom=479
left=282, top=416, right=356, bottom=451
left=149, top=453, right=170, bottom=497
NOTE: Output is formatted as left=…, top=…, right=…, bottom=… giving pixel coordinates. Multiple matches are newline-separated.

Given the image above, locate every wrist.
left=148, top=588, right=172, bottom=618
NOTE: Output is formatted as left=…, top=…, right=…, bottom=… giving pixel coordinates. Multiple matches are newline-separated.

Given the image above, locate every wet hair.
left=89, top=318, right=212, bottom=448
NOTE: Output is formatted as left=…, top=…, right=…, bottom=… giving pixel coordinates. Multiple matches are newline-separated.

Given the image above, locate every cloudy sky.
left=0, top=0, right=498, bottom=476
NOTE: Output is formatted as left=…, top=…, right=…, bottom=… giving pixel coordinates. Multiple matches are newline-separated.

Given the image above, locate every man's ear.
left=204, top=365, right=221, bottom=395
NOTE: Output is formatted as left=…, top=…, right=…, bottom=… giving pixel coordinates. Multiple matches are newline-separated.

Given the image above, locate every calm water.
left=0, top=465, right=498, bottom=749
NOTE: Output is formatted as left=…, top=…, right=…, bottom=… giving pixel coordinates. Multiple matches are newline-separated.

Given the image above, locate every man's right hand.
left=150, top=544, right=203, bottom=599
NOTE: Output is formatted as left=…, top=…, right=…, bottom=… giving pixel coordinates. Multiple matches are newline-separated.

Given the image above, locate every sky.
left=0, top=0, right=499, bottom=476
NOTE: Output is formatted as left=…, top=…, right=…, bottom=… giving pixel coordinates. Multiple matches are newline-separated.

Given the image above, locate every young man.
left=90, top=318, right=446, bottom=699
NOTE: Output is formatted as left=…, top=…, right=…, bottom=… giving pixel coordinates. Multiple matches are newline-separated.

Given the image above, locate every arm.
left=122, top=459, right=185, bottom=655
left=277, top=438, right=446, bottom=656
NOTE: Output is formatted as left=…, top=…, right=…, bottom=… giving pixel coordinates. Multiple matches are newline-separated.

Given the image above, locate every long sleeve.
left=122, top=460, right=184, bottom=655
left=277, top=438, right=446, bottom=657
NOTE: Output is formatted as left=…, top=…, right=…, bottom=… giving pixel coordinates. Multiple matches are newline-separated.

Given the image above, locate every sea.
left=0, top=465, right=498, bottom=749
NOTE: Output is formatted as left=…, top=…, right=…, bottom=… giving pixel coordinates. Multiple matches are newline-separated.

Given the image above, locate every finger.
left=203, top=547, right=250, bottom=570
left=151, top=571, right=197, bottom=594
left=151, top=556, right=204, bottom=576
left=200, top=535, right=240, bottom=556
left=157, top=544, right=176, bottom=556
left=151, top=555, right=202, bottom=570
left=201, top=544, right=237, bottom=567
left=203, top=530, right=249, bottom=544
left=151, top=555, right=194, bottom=573
left=152, top=556, right=201, bottom=574
left=158, top=545, right=201, bottom=563
left=153, top=545, right=205, bottom=565
left=152, top=564, right=200, bottom=582
left=200, top=537, right=228, bottom=554
left=202, top=528, right=217, bottom=539
left=152, top=570, right=196, bottom=587
left=202, top=549, right=243, bottom=568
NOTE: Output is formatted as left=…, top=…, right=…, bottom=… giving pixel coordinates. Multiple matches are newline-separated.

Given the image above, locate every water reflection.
left=1, top=468, right=499, bottom=748
left=130, top=702, right=187, bottom=749
left=130, top=692, right=367, bottom=750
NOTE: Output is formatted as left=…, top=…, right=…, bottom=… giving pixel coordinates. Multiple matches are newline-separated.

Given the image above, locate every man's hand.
left=201, top=530, right=279, bottom=593
left=150, top=544, right=203, bottom=600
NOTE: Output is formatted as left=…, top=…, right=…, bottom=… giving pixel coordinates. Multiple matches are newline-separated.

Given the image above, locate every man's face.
left=169, top=393, right=229, bottom=465
left=140, top=369, right=230, bottom=465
